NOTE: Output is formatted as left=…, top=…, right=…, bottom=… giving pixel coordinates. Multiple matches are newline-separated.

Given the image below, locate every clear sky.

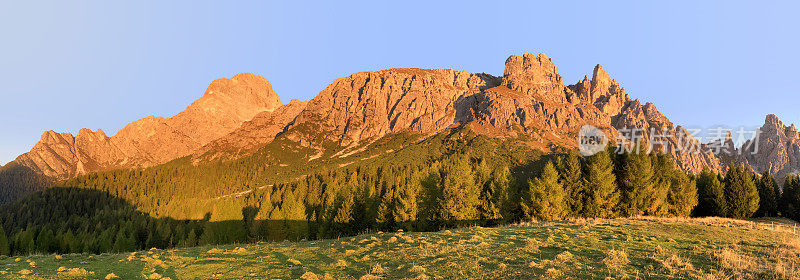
left=1, top=1, right=799, bottom=165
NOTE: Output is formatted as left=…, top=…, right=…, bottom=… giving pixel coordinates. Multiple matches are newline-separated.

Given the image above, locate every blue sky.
left=1, top=1, right=799, bottom=165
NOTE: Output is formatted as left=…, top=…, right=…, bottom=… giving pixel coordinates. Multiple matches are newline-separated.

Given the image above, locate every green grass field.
left=1, top=217, right=798, bottom=279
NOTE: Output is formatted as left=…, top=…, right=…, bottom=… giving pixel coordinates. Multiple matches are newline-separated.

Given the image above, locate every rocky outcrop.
left=14, top=73, right=282, bottom=178
left=738, top=114, right=800, bottom=183
left=281, top=69, right=501, bottom=147
left=269, top=53, right=721, bottom=174
left=11, top=53, right=725, bottom=181
left=193, top=99, right=308, bottom=162
left=502, top=53, right=567, bottom=103
left=612, top=100, right=721, bottom=173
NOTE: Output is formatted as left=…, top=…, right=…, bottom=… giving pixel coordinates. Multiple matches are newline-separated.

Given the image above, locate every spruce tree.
left=665, top=170, right=697, bottom=217
left=198, top=223, right=216, bottom=246
left=478, top=164, right=505, bottom=221
left=584, top=151, right=620, bottom=218
left=695, top=167, right=726, bottom=217
left=755, top=171, right=779, bottom=217
left=617, top=152, right=655, bottom=216
left=393, top=177, right=419, bottom=224
left=525, top=161, right=568, bottom=220
left=557, top=153, right=585, bottom=217
left=0, top=226, right=9, bottom=256
left=723, top=164, right=760, bottom=218
left=438, top=155, right=480, bottom=221
left=648, top=154, right=676, bottom=216
left=779, top=176, right=800, bottom=220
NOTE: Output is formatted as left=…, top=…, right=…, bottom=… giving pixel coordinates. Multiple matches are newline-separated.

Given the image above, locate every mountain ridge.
left=13, top=73, right=282, bottom=179
left=0, top=52, right=758, bottom=204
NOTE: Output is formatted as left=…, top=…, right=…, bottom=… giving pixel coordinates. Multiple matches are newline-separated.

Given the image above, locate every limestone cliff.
left=737, top=114, right=800, bottom=183
left=14, top=73, right=281, bottom=178
left=12, top=53, right=725, bottom=181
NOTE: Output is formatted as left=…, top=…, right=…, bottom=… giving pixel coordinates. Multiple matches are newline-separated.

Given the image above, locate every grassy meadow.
left=0, top=217, right=798, bottom=280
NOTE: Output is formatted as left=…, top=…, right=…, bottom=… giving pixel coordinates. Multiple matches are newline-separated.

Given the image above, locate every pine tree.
left=617, top=152, right=655, bottom=216
left=198, top=223, right=216, bottom=246
left=0, top=226, right=9, bottom=256
left=584, top=151, right=620, bottom=218
left=557, top=153, right=585, bottom=217
left=438, top=155, right=480, bottom=221
left=477, top=163, right=504, bottom=221
left=723, top=164, right=759, bottom=218
left=331, top=191, right=356, bottom=235
left=695, top=167, right=726, bottom=217
left=185, top=228, right=198, bottom=247
left=525, top=161, right=568, bottom=220
left=665, top=169, right=697, bottom=217
left=376, top=185, right=395, bottom=227
left=754, top=171, right=779, bottom=217
left=779, top=176, right=800, bottom=220
left=648, top=154, right=676, bottom=216
left=393, top=177, right=419, bottom=224
left=241, top=206, right=258, bottom=241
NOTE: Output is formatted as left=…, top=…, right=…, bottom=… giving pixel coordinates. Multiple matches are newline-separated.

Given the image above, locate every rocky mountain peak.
left=7, top=55, right=725, bottom=182
left=193, top=73, right=282, bottom=115
left=567, top=64, right=630, bottom=116
left=13, top=73, right=285, bottom=179
left=765, top=114, right=783, bottom=125
left=735, top=114, right=800, bottom=184
left=591, top=64, right=612, bottom=89
left=787, top=124, right=799, bottom=139
left=501, top=53, right=565, bottom=102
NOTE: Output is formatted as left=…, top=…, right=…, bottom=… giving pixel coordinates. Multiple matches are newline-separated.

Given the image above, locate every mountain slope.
left=1, top=52, right=725, bottom=206
left=13, top=73, right=282, bottom=179
left=193, top=53, right=721, bottom=175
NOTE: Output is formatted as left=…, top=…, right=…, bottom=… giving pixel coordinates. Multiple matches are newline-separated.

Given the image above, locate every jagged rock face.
left=194, top=99, right=308, bottom=162
left=15, top=131, right=85, bottom=178
left=14, top=73, right=282, bottom=179
left=12, top=53, right=725, bottom=181
left=271, top=53, right=720, bottom=174
left=739, top=114, right=800, bottom=183
left=611, top=100, right=721, bottom=173
left=502, top=53, right=567, bottom=103
left=282, top=69, right=501, bottom=147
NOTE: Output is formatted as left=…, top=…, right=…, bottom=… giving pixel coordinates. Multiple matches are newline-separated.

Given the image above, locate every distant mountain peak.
left=13, top=73, right=283, bottom=179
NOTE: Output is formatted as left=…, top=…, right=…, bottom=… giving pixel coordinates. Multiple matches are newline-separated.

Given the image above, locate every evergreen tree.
left=779, top=176, right=800, bottom=220
left=648, top=154, right=676, bottom=216
left=438, top=155, right=480, bottom=221
left=617, top=152, right=655, bottom=216
left=0, top=226, right=9, bottom=256
left=393, top=177, right=420, bottom=224
left=477, top=163, right=504, bottom=221
left=695, top=167, right=726, bottom=217
left=723, top=164, right=759, bottom=218
left=241, top=207, right=258, bottom=241
left=524, top=161, right=568, bottom=220
left=198, top=223, right=216, bottom=246
left=330, top=191, right=356, bottom=235
left=557, top=153, right=585, bottom=217
left=184, top=229, right=198, bottom=247
left=665, top=168, right=697, bottom=217
left=754, top=171, right=779, bottom=217
left=583, top=151, right=620, bottom=218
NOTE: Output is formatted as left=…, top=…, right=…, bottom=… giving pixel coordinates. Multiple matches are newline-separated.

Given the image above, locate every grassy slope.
left=1, top=217, right=798, bottom=280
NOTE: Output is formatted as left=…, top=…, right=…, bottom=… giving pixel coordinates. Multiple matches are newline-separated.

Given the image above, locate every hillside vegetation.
left=1, top=125, right=799, bottom=257
left=0, top=217, right=797, bottom=279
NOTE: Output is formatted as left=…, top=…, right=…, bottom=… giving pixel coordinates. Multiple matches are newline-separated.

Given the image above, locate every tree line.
left=1, top=138, right=799, bottom=256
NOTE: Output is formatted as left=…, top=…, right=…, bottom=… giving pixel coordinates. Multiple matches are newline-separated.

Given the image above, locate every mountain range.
left=1, top=52, right=795, bottom=204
